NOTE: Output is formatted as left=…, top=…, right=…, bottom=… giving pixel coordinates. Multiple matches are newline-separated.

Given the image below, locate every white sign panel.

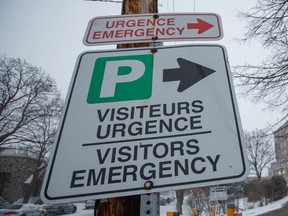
left=210, top=186, right=228, bottom=201
left=41, top=45, right=249, bottom=203
left=83, top=13, right=223, bottom=46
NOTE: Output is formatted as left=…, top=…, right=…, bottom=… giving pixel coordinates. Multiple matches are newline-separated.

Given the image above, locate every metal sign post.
left=140, top=193, right=160, bottom=216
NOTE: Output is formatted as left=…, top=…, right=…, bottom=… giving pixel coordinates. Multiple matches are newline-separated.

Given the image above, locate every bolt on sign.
left=41, top=44, right=249, bottom=203
left=83, top=13, right=223, bottom=46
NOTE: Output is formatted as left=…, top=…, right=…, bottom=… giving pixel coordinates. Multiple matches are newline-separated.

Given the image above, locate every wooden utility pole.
left=97, top=0, right=158, bottom=215
left=117, top=0, right=158, bottom=48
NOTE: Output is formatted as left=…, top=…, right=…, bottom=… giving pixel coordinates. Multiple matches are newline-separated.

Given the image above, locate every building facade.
left=0, top=147, right=38, bottom=203
left=271, top=121, right=288, bottom=181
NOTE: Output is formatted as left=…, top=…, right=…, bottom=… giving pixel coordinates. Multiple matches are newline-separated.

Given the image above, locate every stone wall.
left=0, top=156, right=37, bottom=203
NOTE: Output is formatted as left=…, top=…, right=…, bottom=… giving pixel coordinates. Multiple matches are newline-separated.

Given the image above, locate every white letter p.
left=100, top=60, right=145, bottom=98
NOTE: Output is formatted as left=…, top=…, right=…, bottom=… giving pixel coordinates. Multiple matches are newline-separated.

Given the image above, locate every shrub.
left=272, top=175, right=288, bottom=201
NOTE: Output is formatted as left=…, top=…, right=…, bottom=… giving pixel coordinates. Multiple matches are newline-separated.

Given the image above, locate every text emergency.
left=70, top=100, right=222, bottom=188
left=92, top=18, right=185, bottom=40
left=90, top=17, right=185, bottom=41
left=83, top=14, right=223, bottom=45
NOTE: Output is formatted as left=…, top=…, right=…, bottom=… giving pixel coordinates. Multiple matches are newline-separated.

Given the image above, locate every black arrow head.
left=177, top=58, right=216, bottom=92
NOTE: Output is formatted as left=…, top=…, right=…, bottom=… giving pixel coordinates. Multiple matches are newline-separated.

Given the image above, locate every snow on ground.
left=71, top=195, right=288, bottom=216
left=163, top=196, right=288, bottom=215
left=241, top=195, right=288, bottom=216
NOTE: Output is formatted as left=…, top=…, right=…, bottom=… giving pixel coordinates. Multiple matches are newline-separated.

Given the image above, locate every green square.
left=87, top=54, right=153, bottom=104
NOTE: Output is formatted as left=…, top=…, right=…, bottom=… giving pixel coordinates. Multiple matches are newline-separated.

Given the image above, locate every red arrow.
left=187, top=18, right=214, bottom=34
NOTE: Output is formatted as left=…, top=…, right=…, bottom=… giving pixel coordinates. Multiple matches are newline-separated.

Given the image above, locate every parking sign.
left=41, top=44, right=249, bottom=203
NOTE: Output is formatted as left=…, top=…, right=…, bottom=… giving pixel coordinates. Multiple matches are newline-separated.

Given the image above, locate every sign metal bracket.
left=140, top=193, right=160, bottom=216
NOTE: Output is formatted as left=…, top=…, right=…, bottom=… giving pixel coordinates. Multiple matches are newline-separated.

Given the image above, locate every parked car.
left=42, top=203, right=76, bottom=215
left=0, top=204, right=46, bottom=216
left=84, top=200, right=95, bottom=209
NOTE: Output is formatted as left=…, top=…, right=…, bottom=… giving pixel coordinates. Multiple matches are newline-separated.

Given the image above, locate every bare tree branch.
left=244, top=129, right=275, bottom=181
left=0, top=54, right=63, bottom=202
left=234, top=0, right=288, bottom=130
left=0, top=54, right=62, bottom=146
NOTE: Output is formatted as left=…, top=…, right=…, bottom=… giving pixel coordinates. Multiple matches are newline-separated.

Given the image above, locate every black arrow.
left=163, top=58, right=216, bottom=92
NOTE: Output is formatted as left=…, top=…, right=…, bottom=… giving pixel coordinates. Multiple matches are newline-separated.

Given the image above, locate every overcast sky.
left=0, top=0, right=281, bottom=132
